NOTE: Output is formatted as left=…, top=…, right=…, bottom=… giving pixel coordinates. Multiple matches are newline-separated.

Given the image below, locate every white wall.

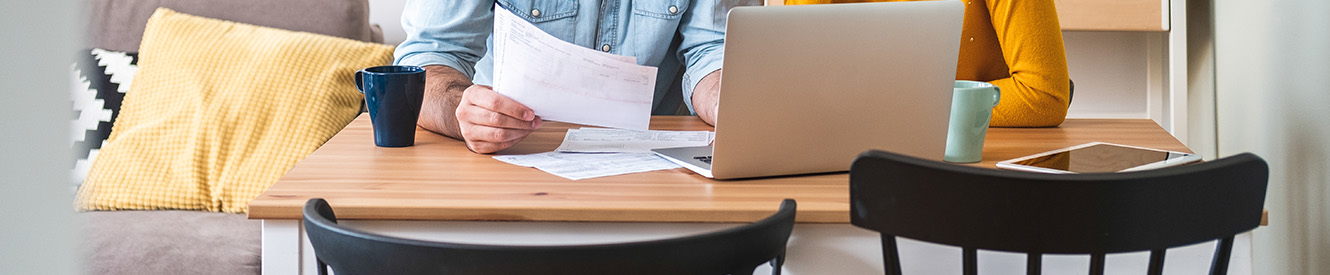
left=1186, top=0, right=1219, bottom=159
left=1213, top=0, right=1330, bottom=274
left=1062, top=31, right=1153, bottom=119
left=0, top=1, right=79, bottom=274
left=370, top=0, right=409, bottom=46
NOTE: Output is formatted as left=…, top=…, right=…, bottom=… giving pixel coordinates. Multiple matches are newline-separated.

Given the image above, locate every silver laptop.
left=653, top=1, right=965, bottom=179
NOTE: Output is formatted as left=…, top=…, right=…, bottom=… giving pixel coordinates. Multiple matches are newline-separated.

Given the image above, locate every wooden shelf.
left=765, top=0, right=1169, bottom=31
left=1055, top=0, right=1167, bottom=31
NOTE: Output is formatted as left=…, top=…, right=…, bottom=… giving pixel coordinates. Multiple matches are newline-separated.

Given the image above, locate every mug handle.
left=354, top=70, right=365, bottom=93
left=991, top=86, right=1002, bottom=107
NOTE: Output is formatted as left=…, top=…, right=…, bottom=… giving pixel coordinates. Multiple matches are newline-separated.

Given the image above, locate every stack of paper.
left=493, top=128, right=714, bottom=180
left=555, top=128, right=713, bottom=153
left=491, top=4, right=657, bottom=130
left=493, top=152, right=682, bottom=181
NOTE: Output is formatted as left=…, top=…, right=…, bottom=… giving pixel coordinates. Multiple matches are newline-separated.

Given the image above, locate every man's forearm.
left=692, top=69, right=723, bottom=126
left=418, top=65, right=472, bottom=139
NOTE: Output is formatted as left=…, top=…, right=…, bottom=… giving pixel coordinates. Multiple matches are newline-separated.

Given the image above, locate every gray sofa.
left=77, top=1, right=383, bottom=274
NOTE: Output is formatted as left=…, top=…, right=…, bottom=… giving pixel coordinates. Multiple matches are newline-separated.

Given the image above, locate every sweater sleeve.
left=984, top=0, right=1071, bottom=127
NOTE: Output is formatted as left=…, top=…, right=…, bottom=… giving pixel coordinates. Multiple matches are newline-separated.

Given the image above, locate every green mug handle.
left=991, top=87, right=1002, bottom=107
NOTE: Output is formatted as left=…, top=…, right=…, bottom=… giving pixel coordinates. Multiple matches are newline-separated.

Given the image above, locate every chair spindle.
left=882, top=234, right=902, bottom=275
left=1211, top=236, right=1235, bottom=275
left=963, top=248, right=977, bottom=275
left=1027, top=253, right=1042, bottom=275
left=1090, top=253, right=1106, bottom=275
left=1148, top=249, right=1167, bottom=275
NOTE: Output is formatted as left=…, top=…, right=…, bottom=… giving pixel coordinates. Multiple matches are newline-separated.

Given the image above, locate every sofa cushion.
left=87, top=0, right=381, bottom=52
left=75, top=8, right=394, bottom=213
left=79, top=211, right=260, bottom=275
left=72, top=49, right=138, bottom=188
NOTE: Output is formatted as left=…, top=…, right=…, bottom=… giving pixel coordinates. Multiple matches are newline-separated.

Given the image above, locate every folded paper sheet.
left=492, top=4, right=656, bottom=130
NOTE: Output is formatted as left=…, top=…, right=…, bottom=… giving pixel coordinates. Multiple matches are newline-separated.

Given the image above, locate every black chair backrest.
left=849, top=150, right=1267, bottom=275
left=304, top=198, right=797, bottom=275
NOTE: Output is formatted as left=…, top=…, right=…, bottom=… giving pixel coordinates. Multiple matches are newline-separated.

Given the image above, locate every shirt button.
left=601, top=44, right=612, bottom=52
left=969, top=37, right=975, bottom=42
left=669, top=5, right=679, bottom=14
left=531, top=9, right=541, bottom=17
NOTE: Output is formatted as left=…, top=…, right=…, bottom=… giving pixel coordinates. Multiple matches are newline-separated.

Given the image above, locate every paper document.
left=555, top=128, right=714, bottom=153
left=492, top=4, right=657, bottom=130
left=493, top=152, right=681, bottom=180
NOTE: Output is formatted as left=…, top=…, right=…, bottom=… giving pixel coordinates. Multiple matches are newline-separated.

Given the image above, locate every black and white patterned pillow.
left=71, top=49, right=138, bottom=191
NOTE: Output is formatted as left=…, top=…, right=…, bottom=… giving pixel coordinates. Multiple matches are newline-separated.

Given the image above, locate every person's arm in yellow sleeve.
left=984, top=0, right=1071, bottom=127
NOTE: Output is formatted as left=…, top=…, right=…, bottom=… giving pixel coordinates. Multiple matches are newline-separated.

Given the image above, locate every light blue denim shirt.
left=396, top=0, right=752, bottom=114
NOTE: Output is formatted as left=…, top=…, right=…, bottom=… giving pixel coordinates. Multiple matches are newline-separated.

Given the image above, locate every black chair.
left=303, top=198, right=797, bottom=275
left=1068, top=79, right=1075, bottom=106
left=848, top=150, right=1268, bottom=275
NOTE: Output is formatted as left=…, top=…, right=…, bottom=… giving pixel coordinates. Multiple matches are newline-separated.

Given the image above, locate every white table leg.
left=261, top=219, right=301, bottom=275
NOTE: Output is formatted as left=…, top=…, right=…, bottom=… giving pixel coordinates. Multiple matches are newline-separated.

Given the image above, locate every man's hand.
left=455, top=85, right=541, bottom=153
left=417, top=65, right=540, bottom=154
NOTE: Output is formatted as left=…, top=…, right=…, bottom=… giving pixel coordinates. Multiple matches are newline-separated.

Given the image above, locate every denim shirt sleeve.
left=677, top=0, right=758, bottom=113
left=394, top=0, right=493, bottom=78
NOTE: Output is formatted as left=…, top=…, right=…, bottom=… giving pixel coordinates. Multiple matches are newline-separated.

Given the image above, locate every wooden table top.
left=248, top=115, right=1192, bottom=223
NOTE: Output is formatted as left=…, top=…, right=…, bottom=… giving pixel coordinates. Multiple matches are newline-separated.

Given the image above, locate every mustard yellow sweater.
left=787, top=0, right=1071, bottom=127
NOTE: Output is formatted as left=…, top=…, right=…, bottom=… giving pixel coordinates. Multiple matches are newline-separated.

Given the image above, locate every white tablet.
left=996, top=142, right=1202, bottom=174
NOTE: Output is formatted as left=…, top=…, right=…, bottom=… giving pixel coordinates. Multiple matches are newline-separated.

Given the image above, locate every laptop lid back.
left=712, top=1, right=964, bottom=179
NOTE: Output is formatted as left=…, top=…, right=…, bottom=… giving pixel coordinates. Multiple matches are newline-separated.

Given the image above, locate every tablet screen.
left=1007, top=144, right=1174, bottom=173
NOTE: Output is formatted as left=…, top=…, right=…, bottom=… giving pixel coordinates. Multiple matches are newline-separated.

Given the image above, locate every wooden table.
left=250, top=115, right=1253, bottom=275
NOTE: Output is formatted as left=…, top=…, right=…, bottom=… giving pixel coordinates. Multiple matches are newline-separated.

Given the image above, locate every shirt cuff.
left=681, top=47, right=724, bottom=114
left=395, top=52, right=476, bottom=79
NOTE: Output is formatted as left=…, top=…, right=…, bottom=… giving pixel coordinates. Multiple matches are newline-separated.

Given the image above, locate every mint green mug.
left=944, top=80, right=1001, bottom=163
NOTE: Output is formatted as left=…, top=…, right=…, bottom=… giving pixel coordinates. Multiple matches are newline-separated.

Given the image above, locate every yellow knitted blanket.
left=76, top=8, right=394, bottom=213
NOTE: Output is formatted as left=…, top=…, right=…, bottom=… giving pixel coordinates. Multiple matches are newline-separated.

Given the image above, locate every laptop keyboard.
left=694, top=156, right=713, bottom=164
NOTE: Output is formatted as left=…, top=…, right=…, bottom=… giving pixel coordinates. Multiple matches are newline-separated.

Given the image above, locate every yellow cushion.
left=75, top=8, right=394, bottom=213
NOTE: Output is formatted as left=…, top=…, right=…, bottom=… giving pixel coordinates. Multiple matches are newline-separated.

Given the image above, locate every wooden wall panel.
left=766, top=0, right=1169, bottom=31
left=1056, top=0, right=1167, bottom=31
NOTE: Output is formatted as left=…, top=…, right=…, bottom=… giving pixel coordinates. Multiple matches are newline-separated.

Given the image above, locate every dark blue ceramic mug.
left=356, top=65, right=425, bottom=147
